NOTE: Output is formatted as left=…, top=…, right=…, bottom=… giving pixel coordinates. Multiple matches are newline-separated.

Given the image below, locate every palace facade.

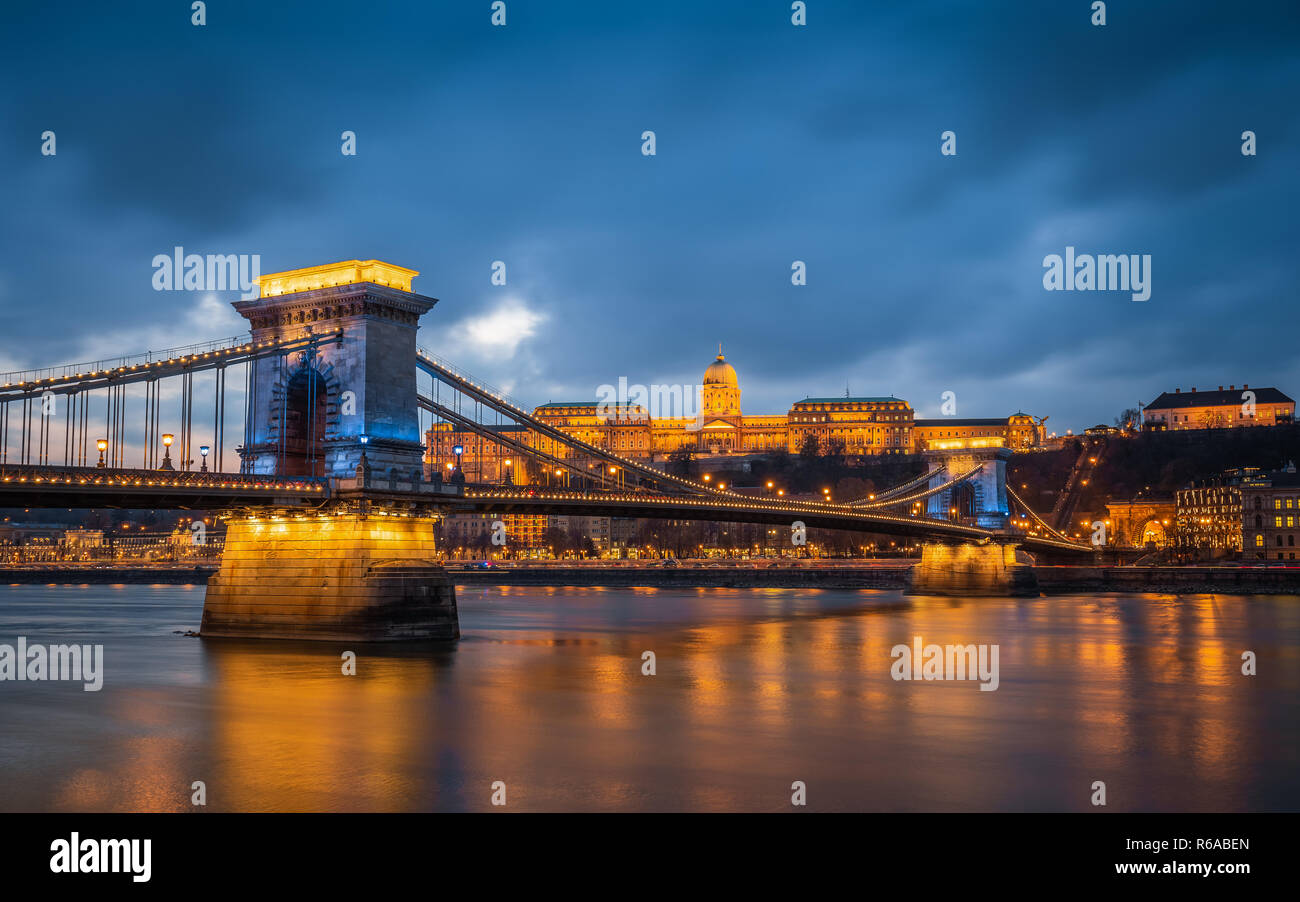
left=424, top=350, right=1046, bottom=483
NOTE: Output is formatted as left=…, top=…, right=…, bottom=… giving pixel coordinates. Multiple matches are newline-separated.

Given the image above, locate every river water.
left=0, top=584, right=1296, bottom=812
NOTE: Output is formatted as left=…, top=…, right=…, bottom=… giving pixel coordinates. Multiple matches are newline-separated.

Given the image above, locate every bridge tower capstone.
left=232, top=260, right=436, bottom=480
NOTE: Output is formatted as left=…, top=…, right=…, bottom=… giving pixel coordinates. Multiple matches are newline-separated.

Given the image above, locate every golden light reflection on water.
left=11, top=585, right=1295, bottom=812
left=200, top=643, right=439, bottom=811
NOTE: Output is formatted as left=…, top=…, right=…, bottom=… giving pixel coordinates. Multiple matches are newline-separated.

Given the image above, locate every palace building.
left=1143, top=385, right=1294, bottom=431
left=914, top=413, right=1045, bottom=451
left=424, top=349, right=1046, bottom=483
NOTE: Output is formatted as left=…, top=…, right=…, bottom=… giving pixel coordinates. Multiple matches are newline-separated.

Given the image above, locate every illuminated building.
left=787, top=397, right=914, bottom=455
left=1239, top=463, right=1300, bottom=561
left=439, top=512, right=549, bottom=555
left=424, top=347, right=1045, bottom=473
left=913, top=413, right=1045, bottom=451
left=426, top=422, right=531, bottom=483
left=1175, top=473, right=1245, bottom=554
left=532, top=402, right=653, bottom=456
left=1143, top=385, right=1294, bottom=431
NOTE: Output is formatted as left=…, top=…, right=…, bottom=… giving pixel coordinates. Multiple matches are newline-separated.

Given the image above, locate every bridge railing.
left=0, top=335, right=256, bottom=386
left=0, top=463, right=329, bottom=492
left=0, top=326, right=345, bottom=388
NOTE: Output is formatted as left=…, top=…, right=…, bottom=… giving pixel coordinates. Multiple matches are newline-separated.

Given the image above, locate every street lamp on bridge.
left=159, top=434, right=175, bottom=471
left=200, top=445, right=210, bottom=472
left=96, top=439, right=108, bottom=469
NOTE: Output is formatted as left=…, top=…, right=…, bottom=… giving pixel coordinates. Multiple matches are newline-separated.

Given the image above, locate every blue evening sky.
left=1, top=0, right=1297, bottom=433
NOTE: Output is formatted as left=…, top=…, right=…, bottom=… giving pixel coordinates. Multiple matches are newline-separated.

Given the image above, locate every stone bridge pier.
left=202, top=260, right=459, bottom=642
left=909, top=446, right=1038, bottom=596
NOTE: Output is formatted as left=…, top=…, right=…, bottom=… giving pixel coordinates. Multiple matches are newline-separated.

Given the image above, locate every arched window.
left=280, top=368, right=329, bottom=477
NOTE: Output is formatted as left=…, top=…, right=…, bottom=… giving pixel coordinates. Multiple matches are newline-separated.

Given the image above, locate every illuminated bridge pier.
left=907, top=447, right=1038, bottom=597
left=201, top=472, right=460, bottom=641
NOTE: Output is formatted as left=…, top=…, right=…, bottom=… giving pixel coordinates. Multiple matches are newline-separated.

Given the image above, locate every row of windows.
left=790, top=414, right=910, bottom=424
left=1254, top=534, right=1298, bottom=547
left=794, top=403, right=908, bottom=412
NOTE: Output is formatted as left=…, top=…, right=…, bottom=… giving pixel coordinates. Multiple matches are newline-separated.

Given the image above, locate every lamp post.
left=503, top=458, right=513, bottom=486
left=453, top=444, right=464, bottom=480
left=199, top=445, right=210, bottom=472
left=159, top=434, right=175, bottom=471
left=356, top=434, right=371, bottom=484
left=96, top=439, right=108, bottom=469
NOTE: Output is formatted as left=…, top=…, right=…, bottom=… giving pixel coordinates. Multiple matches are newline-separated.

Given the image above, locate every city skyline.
left=2, top=1, right=1298, bottom=434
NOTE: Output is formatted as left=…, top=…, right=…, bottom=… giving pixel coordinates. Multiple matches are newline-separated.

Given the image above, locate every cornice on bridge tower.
left=232, top=260, right=438, bottom=335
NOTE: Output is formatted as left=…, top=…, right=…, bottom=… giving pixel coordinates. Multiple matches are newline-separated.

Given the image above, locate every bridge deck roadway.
left=0, top=466, right=328, bottom=510
left=0, top=466, right=1089, bottom=554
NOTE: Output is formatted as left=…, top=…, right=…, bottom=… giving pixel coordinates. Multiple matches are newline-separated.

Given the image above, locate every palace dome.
left=703, top=353, right=738, bottom=387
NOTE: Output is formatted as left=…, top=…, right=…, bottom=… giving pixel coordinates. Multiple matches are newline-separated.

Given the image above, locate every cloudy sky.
left=2, top=0, right=1297, bottom=434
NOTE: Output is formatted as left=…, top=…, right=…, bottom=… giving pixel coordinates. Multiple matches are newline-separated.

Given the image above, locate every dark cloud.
left=1, top=0, right=1297, bottom=430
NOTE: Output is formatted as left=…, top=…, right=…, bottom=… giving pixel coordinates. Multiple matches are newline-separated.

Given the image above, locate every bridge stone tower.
left=909, top=446, right=1037, bottom=597
left=922, top=446, right=1011, bottom=529
left=232, top=260, right=436, bottom=480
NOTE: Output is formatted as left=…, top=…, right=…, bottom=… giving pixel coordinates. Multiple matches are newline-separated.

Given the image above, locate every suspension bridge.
left=0, top=259, right=1088, bottom=641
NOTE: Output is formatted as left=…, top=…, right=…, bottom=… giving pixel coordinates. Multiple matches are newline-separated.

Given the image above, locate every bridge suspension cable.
left=845, top=467, right=940, bottom=507
left=851, top=463, right=987, bottom=511
left=416, top=348, right=720, bottom=496
left=418, top=395, right=622, bottom=490
left=1006, top=484, right=1081, bottom=545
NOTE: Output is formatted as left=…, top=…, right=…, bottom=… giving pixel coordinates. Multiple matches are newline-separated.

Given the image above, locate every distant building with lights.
left=1144, top=385, right=1294, bottom=431
left=1175, top=475, right=1245, bottom=555
left=425, top=349, right=1046, bottom=482
left=1239, top=463, right=1300, bottom=561
left=438, top=512, right=549, bottom=557
left=914, top=414, right=1045, bottom=451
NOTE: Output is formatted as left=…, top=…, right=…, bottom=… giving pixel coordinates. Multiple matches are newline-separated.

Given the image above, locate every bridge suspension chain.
left=1006, top=484, right=1079, bottom=545
left=416, top=348, right=717, bottom=496
left=851, top=463, right=987, bottom=512
left=418, top=395, right=619, bottom=490
left=844, top=467, right=941, bottom=507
